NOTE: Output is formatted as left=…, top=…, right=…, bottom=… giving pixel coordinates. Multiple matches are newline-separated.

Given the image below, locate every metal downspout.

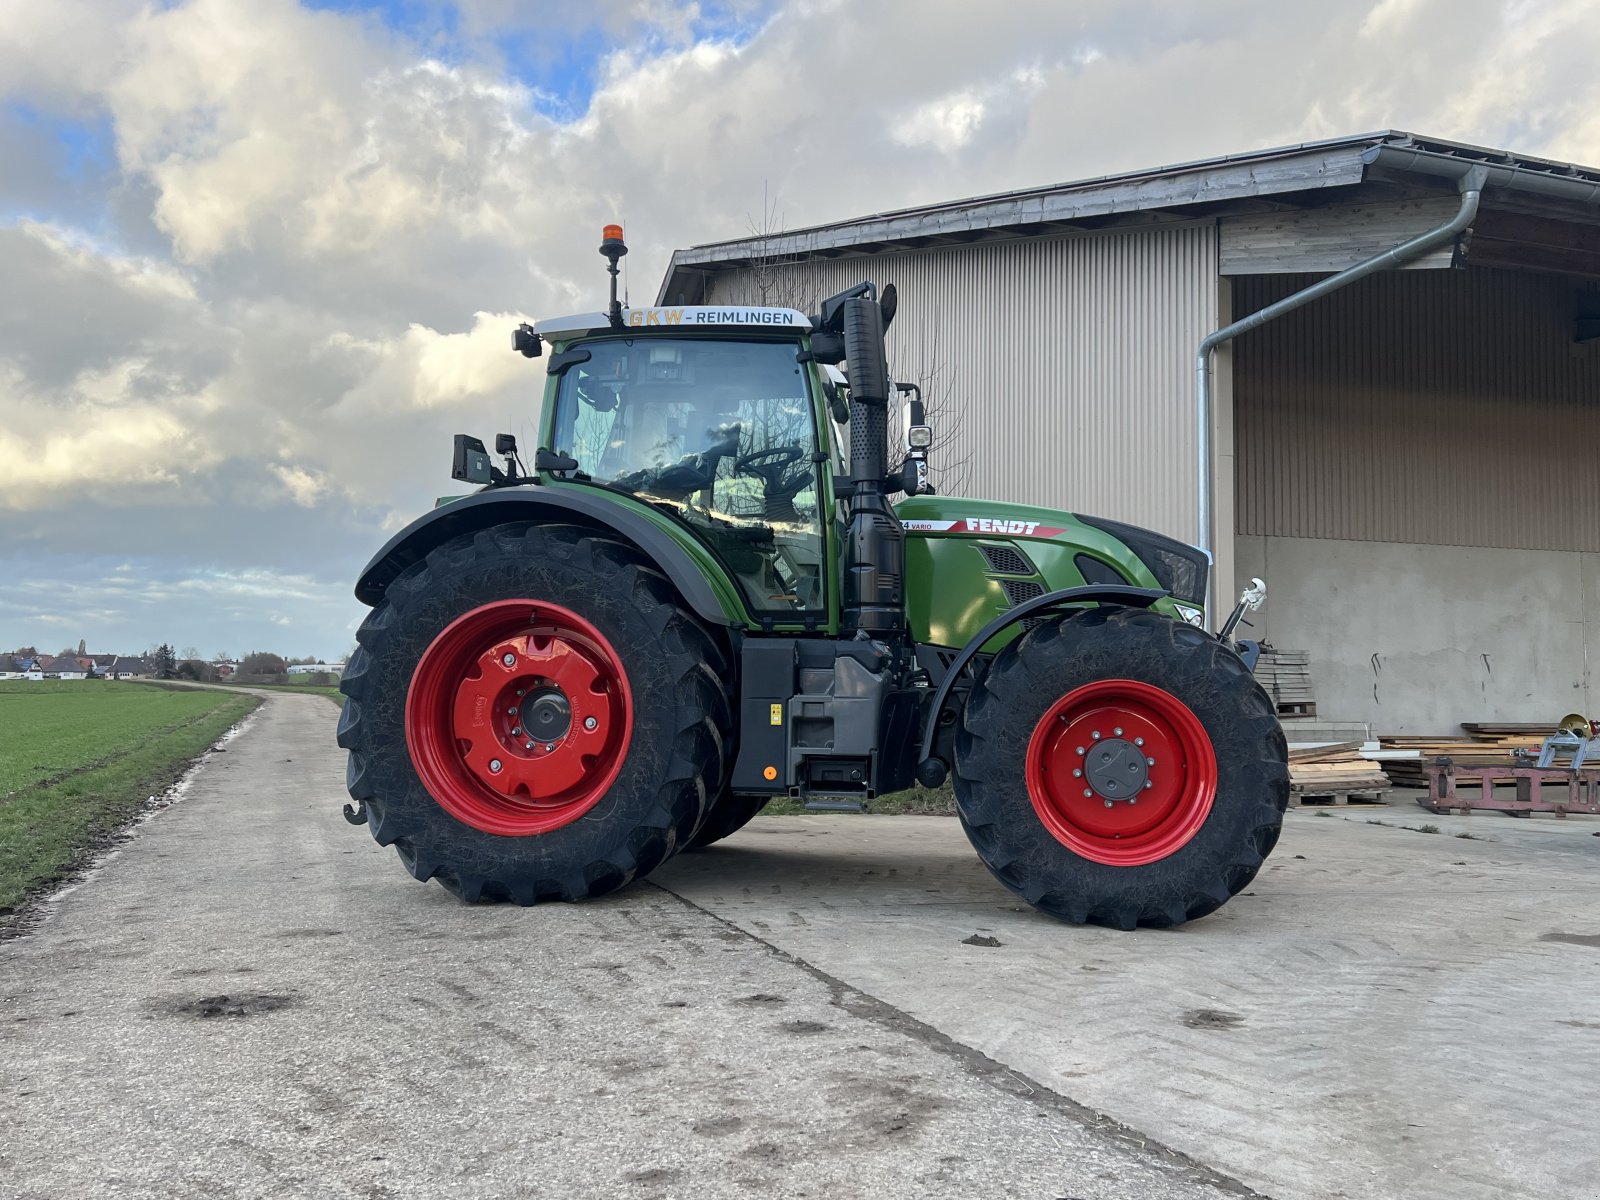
left=1194, top=163, right=1488, bottom=628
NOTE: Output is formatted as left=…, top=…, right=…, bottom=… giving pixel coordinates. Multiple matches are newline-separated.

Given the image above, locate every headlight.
left=1074, top=513, right=1210, bottom=606
left=906, top=424, right=932, bottom=449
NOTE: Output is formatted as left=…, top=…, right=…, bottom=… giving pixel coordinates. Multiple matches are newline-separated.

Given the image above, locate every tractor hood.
left=895, top=494, right=1210, bottom=648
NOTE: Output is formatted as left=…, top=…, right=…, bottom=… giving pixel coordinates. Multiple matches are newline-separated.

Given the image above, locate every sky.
left=4, top=0, right=1600, bottom=660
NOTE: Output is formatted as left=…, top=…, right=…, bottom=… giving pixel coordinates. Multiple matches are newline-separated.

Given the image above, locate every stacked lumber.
left=1256, top=646, right=1316, bottom=718
left=1288, top=742, right=1389, bottom=796
left=1374, top=729, right=1544, bottom=788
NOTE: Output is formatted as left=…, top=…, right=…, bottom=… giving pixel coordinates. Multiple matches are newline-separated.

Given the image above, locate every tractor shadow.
left=653, top=822, right=1017, bottom=912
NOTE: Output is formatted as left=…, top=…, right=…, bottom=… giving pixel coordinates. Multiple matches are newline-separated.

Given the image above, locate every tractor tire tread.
left=339, top=521, right=732, bottom=904
left=952, top=606, right=1287, bottom=929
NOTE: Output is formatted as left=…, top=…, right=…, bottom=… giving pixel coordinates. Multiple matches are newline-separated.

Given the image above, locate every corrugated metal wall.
left=704, top=224, right=1218, bottom=543
left=1234, top=269, right=1600, bottom=551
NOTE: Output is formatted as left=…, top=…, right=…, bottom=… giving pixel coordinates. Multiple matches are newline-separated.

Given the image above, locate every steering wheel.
left=735, top=446, right=805, bottom=477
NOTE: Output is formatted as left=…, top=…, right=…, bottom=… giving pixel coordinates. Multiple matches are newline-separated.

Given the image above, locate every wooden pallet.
left=1256, top=647, right=1317, bottom=718
left=1291, top=788, right=1392, bottom=807
left=1289, top=744, right=1389, bottom=801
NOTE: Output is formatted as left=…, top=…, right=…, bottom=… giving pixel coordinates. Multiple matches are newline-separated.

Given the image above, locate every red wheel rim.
left=405, top=600, right=633, bottom=836
left=1025, top=679, right=1216, bottom=866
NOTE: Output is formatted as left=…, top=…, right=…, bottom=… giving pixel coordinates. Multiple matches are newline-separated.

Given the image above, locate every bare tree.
left=890, top=324, right=973, bottom=497
left=740, top=184, right=821, bottom=314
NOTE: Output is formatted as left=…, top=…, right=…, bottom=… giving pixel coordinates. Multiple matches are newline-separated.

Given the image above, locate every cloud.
left=3, top=0, right=1600, bottom=656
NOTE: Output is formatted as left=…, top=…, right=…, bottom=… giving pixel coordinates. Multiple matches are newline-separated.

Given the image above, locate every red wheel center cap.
left=452, top=634, right=617, bottom=800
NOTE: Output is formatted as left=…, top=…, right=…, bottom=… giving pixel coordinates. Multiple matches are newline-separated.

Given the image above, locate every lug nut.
left=502, top=652, right=516, bottom=667
left=1076, top=746, right=1086, bottom=757
left=1144, top=780, right=1153, bottom=789
left=489, top=759, right=502, bottom=773
left=1092, top=730, right=1101, bottom=740
left=544, top=743, right=555, bottom=752
left=1083, top=789, right=1093, bottom=798
left=1114, top=727, right=1123, bottom=736
left=506, top=707, right=517, bottom=715
left=583, top=716, right=597, bottom=731
left=1147, top=757, right=1155, bottom=766
left=525, top=741, right=536, bottom=750
left=1072, top=768, right=1082, bottom=778
left=1134, top=737, right=1144, bottom=747
left=510, top=726, right=521, bottom=736
left=1104, top=799, right=1113, bottom=808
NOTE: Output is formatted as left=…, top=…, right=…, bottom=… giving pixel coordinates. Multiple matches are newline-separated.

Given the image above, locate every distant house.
left=212, top=661, right=238, bottom=678
left=287, top=661, right=345, bottom=676
left=90, top=654, right=118, bottom=672
left=37, top=655, right=89, bottom=680
left=0, top=655, right=30, bottom=679
left=109, top=656, right=152, bottom=679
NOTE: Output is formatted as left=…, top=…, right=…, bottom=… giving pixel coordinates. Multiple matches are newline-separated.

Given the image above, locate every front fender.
left=915, top=585, right=1166, bottom=773
left=354, top=486, right=741, bottom=628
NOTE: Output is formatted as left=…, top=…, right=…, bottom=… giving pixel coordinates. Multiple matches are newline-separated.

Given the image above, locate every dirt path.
left=0, top=691, right=1247, bottom=1200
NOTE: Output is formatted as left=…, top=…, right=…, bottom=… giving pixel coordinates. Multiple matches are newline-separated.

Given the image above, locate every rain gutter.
left=1193, top=161, right=1488, bottom=628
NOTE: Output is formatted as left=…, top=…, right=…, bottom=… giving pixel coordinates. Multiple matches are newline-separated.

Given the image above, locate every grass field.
left=0, top=681, right=259, bottom=912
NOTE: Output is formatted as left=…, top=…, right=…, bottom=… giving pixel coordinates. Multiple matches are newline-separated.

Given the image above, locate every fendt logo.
left=964, top=518, right=1041, bottom=535
left=902, top=517, right=1066, bottom=538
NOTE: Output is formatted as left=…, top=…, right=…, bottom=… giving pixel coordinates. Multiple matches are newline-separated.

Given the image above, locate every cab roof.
left=534, top=304, right=811, bottom=339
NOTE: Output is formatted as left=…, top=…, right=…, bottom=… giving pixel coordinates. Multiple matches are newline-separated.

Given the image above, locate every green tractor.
left=338, top=225, right=1287, bottom=929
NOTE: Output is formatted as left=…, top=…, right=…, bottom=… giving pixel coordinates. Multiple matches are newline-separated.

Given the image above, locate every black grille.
left=1000, top=579, right=1045, bottom=607
left=979, top=543, right=1034, bottom=576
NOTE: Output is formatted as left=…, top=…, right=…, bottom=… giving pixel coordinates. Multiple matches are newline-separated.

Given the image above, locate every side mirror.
left=513, top=323, right=543, bottom=358
left=452, top=435, right=493, bottom=485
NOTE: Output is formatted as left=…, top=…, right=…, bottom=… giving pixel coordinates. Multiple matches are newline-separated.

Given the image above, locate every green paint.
left=897, top=494, right=1191, bottom=650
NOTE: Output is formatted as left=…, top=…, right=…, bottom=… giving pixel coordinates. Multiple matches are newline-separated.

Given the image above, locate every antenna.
left=600, top=224, right=627, bottom=328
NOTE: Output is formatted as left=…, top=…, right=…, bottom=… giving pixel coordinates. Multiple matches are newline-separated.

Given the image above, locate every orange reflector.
left=602, top=223, right=624, bottom=242
left=762, top=765, right=777, bottom=781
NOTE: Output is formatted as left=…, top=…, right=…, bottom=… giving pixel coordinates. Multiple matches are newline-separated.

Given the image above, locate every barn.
left=657, top=132, right=1600, bottom=733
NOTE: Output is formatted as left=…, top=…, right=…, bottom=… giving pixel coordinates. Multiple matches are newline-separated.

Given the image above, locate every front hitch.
left=1219, top=577, right=1267, bottom=671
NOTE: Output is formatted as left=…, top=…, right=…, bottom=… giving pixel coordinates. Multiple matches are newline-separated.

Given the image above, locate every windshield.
left=551, top=337, right=825, bottom=614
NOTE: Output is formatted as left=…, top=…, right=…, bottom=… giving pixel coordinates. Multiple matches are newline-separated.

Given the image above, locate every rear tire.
left=688, top=793, right=769, bottom=848
left=338, top=522, right=732, bottom=903
left=953, top=607, right=1287, bottom=929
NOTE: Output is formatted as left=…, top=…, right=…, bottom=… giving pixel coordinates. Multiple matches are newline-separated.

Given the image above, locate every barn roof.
left=658, top=131, right=1600, bottom=302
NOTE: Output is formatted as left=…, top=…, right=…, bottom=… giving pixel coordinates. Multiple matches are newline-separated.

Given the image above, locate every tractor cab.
left=527, top=310, right=831, bottom=617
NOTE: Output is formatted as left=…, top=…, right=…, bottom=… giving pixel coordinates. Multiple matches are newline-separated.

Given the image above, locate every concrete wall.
left=1236, top=534, right=1596, bottom=734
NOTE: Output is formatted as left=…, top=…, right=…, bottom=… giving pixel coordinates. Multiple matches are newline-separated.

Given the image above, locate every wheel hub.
left=1083, top=736, right=1149, bottom=804
left=519, top=686, right=572, bottom=745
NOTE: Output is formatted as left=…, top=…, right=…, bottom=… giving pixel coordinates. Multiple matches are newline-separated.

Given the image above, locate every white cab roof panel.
left=535, top=305, right=811, bottom=338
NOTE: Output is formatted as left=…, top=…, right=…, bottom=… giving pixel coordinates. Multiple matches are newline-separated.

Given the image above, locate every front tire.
left=953, top=607, right=1287, bottom=929
left=338, top=523, right=731, bottom=903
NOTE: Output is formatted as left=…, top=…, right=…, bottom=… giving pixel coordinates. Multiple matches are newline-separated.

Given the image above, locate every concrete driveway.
left=2, top=690, right=1596, bottom=1199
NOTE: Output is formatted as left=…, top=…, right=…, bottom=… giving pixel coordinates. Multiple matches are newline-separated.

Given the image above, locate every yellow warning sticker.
left=770, top=703, right=783, bottom=725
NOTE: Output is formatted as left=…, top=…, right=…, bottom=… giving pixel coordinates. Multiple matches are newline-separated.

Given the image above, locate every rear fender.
left=354, top=487, right=740, bottom=628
